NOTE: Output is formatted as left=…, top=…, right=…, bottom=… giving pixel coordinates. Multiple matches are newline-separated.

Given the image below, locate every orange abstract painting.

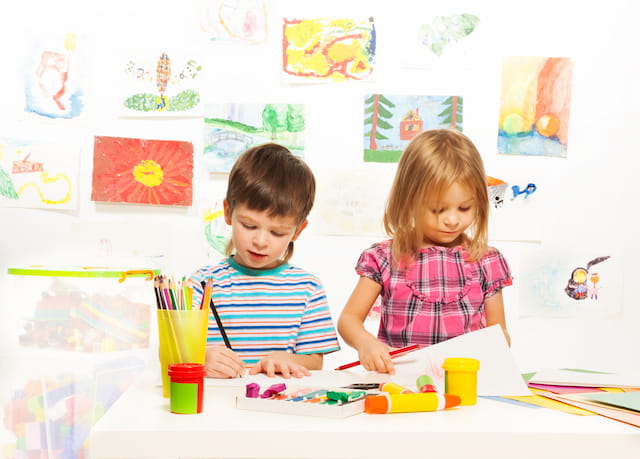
left=92, top=136, right=193, bottom=206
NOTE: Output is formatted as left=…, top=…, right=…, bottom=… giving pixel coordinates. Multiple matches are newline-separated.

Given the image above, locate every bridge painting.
left=203, top=103, right=305, bottom=172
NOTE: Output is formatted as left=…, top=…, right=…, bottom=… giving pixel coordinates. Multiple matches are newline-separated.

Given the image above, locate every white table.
left=89, top=375, right=640, bottom=459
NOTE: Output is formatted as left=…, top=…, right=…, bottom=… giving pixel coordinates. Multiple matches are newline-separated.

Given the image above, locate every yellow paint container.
left=442, top=357, right=480, bottom=405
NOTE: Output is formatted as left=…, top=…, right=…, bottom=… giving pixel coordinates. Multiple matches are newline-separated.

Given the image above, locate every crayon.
left=379, top=382, right=414, bottom=394
left=326, top=391, right=367, bottom=404
left=416, top=374, right=437, bottom=393
left=364, top=392, right=461, bottom=414
left=334, top=344, right=420, bottom=371
left=286, top=389, right=327, bottom=402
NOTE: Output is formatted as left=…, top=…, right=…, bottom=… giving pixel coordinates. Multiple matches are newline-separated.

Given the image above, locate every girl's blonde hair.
left=383, top=129, right=489, bottom=266
left=225, top=143, right=315, bottom=263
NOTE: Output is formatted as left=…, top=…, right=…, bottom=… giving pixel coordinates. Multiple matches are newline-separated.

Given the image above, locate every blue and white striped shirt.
left=189, top=257, right=340, bottom=366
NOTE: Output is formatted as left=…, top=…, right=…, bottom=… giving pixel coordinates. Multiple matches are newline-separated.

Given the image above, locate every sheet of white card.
left=528, top=368, right=640, bottom=388
left=371, top=325, right=530, bottom=396
left=187, top=325, right=529, bottom=396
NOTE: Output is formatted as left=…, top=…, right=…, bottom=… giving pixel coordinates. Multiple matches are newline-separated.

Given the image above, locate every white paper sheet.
left=197, top=325, right=529, bottom=396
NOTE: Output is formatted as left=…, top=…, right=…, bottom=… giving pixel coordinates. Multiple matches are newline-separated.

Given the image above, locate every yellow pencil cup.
left=442, top=357, right=480, bottom=405
left=157, top=308, right=208, bottom=398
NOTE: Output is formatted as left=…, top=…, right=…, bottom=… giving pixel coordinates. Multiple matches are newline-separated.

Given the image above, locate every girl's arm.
left=337, top=277, right=395, bottom=374
left=484, top=291, right=511, bottom=346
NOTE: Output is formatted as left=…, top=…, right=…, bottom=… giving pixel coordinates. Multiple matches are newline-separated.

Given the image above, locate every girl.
left=338, top=129, right=512, bottom=374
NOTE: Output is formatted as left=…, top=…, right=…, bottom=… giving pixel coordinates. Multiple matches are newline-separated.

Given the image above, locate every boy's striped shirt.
left=190, top=257, right=340, bottom=366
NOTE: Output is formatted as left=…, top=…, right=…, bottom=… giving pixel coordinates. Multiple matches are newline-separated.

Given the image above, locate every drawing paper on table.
left=580, top=392, right=640, bottom=413
left=348, top=325, right=530, bottom=396
left=537, top=392, right=640, bottom=428
left=529, top=368, right=640, bottom=388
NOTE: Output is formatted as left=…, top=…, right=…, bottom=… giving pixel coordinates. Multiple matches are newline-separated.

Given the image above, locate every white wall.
left=1, top=0, right=638, bottom=374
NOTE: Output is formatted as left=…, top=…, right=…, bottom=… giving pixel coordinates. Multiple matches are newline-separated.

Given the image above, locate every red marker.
left=334, top=344, right=420, bottom=371
left=364, top=392, right=461, bottom=414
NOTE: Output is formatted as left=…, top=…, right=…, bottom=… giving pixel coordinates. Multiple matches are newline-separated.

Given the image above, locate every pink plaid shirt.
left=356, top=240, right=512, bottom=347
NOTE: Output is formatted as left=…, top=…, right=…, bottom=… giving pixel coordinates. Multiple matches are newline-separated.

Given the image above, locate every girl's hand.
left=358, top=338, right=395, bottom=375
left=249, top=351, right=312, bottom=378
left=204, top=344, right=246, bottom=379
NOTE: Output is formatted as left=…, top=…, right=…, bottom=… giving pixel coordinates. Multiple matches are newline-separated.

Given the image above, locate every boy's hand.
left=204, top=344, right=246, bottom=379
left=358, top=338, right=395, bottom=375
left=250, top=351, right=311, bottom=378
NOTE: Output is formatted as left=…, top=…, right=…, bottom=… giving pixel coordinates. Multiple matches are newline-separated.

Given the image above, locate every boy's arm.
left=249, top=352, right=322, bottom=378
left=484, top=291, right=511, bottom=346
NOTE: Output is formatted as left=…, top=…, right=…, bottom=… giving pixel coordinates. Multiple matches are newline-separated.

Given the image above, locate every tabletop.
left=89, top=372, right=640, bottom=459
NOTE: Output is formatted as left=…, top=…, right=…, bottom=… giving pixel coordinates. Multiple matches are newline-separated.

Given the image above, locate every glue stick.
left=365, top=392, right=461, bottom=414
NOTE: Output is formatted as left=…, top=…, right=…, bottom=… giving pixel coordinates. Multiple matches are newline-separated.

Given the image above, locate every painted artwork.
left=312, top=169, right=393, bottom=237
left=488, top=176, right=538, bottom=208
left=282, top=17, right=376, bottom=82
left=200, top=0, right=268, bottom=44
left=201, top=199, right=230, bottom=257
left=519, top=249, right=620, bottom=318
left=419, top=13, right=480, bottom=57
left=364, top=94, right=462, bottom=163
left=487, top=175, right=542, bottom=242
left=498, top=57, right=574, bottom=157
left=203, top=103, right=305, bottom=172
left=24, top=32, right=85, bottom=119
left=91, top=136, right=193, bottom=206
left=0, top=138, right=79, bottom=210
left=121, top=52, right=202, bottom=116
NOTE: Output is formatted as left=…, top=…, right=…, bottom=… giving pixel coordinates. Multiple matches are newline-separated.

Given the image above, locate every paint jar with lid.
left=168, top=363, right=206, bottom=414
left=442, top=357, right=480, bottom=405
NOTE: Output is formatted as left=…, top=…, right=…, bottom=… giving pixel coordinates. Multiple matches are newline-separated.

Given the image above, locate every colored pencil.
left=334, top=344, right=420, bottom=371
left=201, top=279, right=233, bottom=350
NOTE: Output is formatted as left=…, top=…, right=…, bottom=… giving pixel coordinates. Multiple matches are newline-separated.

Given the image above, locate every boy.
left=190, top=143, right=340, bottom=378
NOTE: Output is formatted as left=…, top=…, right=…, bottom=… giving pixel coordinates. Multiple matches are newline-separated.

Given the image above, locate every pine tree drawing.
left=439, top=96, right=463, bottom=130
left=364, top=94, right=395, bottom=150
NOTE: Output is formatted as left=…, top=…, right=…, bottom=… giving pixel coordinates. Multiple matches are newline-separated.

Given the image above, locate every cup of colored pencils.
left=154, top=275, right=208, bottom=398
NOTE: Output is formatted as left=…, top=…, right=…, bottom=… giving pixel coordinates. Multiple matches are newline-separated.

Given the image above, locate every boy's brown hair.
left=225, top=143, right=315, bottom=262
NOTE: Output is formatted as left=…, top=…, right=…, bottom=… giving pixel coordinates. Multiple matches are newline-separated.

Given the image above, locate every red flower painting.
left=92, top=136, right=193, bottom=206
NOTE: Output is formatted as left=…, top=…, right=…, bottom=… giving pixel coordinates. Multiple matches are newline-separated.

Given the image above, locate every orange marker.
left=364, top=392, right=461, bottom=414
left=379, top=382, right=414, bottom=394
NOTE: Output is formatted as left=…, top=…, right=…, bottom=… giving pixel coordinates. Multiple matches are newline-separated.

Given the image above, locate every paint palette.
left=235, top=387, right=368, bottom=418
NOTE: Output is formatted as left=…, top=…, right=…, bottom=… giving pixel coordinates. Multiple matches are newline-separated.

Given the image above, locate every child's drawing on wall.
left=519, top=249, right=619, bottom=318
left=0, top=138, right=79, bottom=210
left=121, top=52, right=202, bottom=116
left=564, top=256, right=610, bottom=301
left=203, top=103, right=305, bottom=172
left=200, top=0, right=268, bottom=44
left=282, top=17, right=376, bottom=82
left=498, top=56, right=573, bottom=157
left=364, top=94, right=462, bottom=163
left=419, top=13, right=480, bottom=56
left=24, top=32, right=85, bottom=119
left=487, top=175, right=541, bottom=242
left=91, top=136, right=193, bottom=206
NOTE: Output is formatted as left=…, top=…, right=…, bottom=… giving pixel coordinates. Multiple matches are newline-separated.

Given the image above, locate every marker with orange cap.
left=379, top=382, right=414, bottom=394
left=364, top=392, right=461, bottom=414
